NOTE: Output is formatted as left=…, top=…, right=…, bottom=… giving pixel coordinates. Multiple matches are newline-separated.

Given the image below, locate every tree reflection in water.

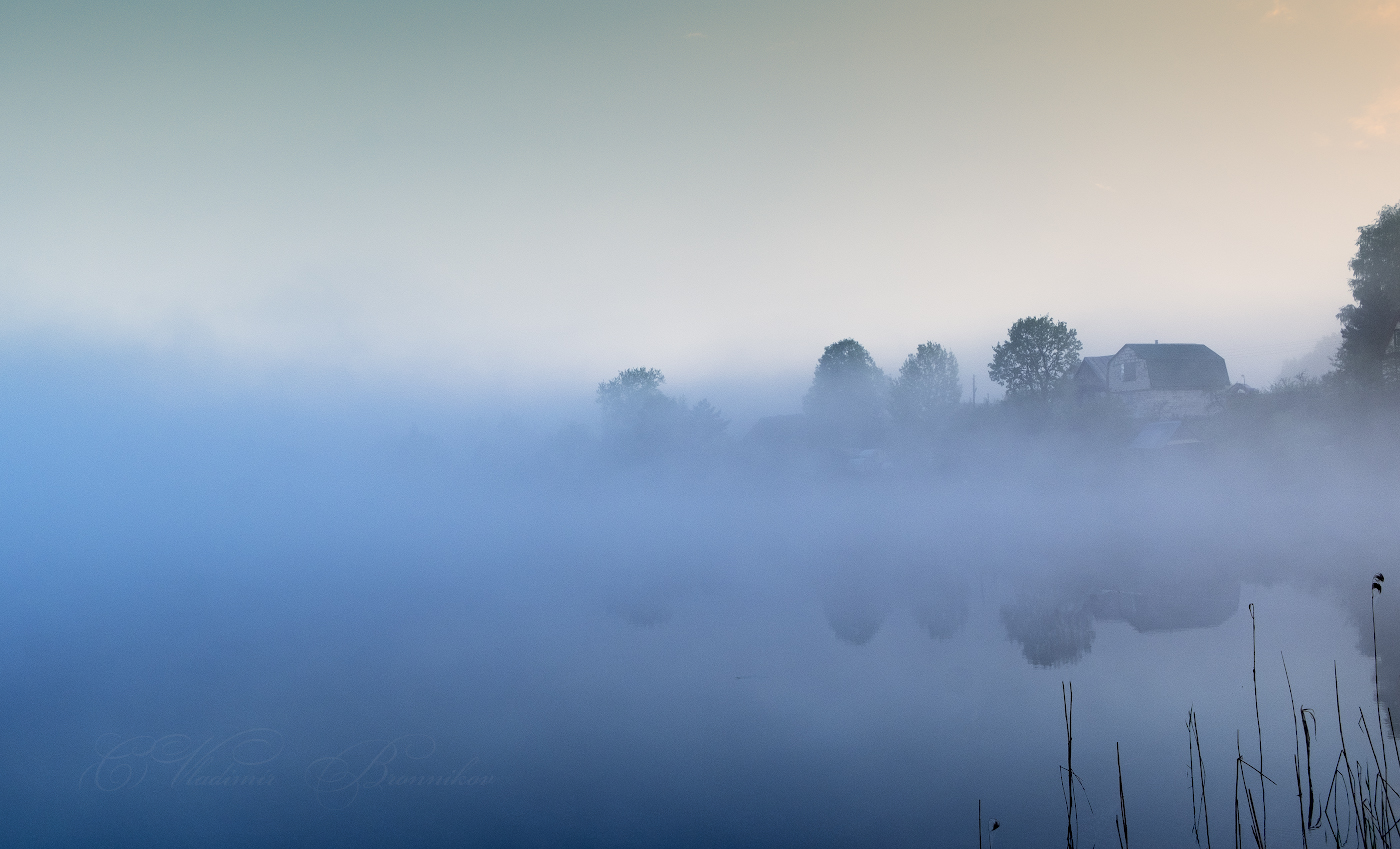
left=1001, top=599, right=1096, bottom=667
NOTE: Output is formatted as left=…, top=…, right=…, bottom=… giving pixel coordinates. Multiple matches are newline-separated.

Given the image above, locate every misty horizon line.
left=0, top=325, right=1340, bottom=402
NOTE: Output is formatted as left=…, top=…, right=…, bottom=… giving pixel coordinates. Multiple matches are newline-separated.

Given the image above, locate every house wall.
left=1107, top=349, right=1151, bottom=392
left=1119, top=389, right=1218, bottom=420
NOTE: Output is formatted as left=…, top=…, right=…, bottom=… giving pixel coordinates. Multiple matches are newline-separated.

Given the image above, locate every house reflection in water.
left=1001, top=577, right=1241, bottom=668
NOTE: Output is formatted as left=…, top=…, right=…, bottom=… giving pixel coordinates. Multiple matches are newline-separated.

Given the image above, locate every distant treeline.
left=583, top=201, right=1400, bottom=472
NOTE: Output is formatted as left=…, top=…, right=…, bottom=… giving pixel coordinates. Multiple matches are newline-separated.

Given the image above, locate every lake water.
left=1, top=395, right=1395, bottom=847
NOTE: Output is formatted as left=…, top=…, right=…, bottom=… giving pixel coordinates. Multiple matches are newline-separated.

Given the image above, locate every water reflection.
left=3, top=375, right=1396, bottom=849
left=1090, top=579, right=1240, bottom=633
left=1001, top=598, right=1096, bottom=667
left=823, top=593, right=890, bottom=645
left=996, top=578, right=1241, bottom=669
left=911, top=580, right=970, bottom=640
left=814, top=550, right=1241, bottom=668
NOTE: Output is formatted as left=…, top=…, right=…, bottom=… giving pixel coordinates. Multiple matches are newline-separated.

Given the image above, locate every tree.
left=596, top=367, right=727, bottom=455
left=890, top=342, right=961, bottom=425
left=597, top=368, right=672, bottom=426
left=681, top=399, right=729, bottom=443
left=803, top=339, right=888, bottom=445
left=988, top=315, right=1082, bottom=401
left=1337, top=203, right=1400, bottom=386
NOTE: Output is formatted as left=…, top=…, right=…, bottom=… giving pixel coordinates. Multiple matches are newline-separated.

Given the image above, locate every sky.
left=2, top=0, right=1399, bottom=408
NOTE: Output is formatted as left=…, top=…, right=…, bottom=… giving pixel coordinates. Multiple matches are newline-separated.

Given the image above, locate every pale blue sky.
left=2, top=0, right=1398, bottom=403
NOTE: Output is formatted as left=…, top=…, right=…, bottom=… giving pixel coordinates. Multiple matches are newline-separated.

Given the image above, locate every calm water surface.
left=1, top=395, right=1393, bottom=847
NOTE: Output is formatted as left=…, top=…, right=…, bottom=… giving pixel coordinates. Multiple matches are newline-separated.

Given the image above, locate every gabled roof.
left=1074, top=356, right=1113, bottom=391
left=1117, top=344, right=1229, bottom=391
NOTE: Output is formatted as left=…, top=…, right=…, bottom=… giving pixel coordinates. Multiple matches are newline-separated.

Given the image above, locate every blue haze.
left=0, top=345, right=1392, bottom=847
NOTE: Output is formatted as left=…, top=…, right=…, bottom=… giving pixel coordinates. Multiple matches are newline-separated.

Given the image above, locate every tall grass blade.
left=1117, top=742, right=1130, bottom=849
left=1252, top=604, right=1268, bottom=847
left=1190, top=708, right=1214, bottom=849
left=1286, top=655, right=1311, bottom=849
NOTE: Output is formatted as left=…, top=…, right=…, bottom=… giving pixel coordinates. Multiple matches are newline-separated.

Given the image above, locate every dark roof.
left=1074, top=356, right=1112, bottom=391
left=1118, top=344, right=1229, bottom=391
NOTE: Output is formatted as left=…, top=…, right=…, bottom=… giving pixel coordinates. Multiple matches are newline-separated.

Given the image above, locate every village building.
left=1074, top=343, right=1230, bottom=419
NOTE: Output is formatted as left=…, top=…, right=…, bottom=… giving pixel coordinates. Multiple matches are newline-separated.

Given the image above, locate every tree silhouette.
left=1337, top=203, right=1400, bottom=386
left=988, top=315, right=1082, bottom=401
left=596, top=368, right=727, bottom=457
left=803, top=339, right=888, bottom=446
left=890, top=342, right=961, bottom=425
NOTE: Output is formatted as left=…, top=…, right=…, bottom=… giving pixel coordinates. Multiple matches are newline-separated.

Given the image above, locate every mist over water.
left=1, top=348, right=1396, bottom=848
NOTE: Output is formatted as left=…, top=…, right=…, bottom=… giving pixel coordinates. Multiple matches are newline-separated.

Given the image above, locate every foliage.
left=597, top=368, right=669, bottom=420
left=596, top=367, right=728, bottom=458
left=889, top=342, right=961, bottom=427
left=1337, top=202, right=1400, bottom=386
left=684, top=399, right=729, bottom=443
left=803, top=339, right=888, bottom=446
left=1268, top=371, right=1324, bottom=395
left=988, top=316, right=1082, bottom=401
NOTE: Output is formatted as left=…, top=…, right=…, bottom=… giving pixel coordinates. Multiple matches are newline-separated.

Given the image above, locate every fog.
left=3, top=344, right=1398, bottom=849
left=6, top=1, right=1400, bottom=844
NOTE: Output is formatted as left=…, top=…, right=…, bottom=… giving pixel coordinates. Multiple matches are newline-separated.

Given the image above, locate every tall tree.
left=803, top=339, right=888, bottom=444
left=890, top=342, right=961, bottom=425
left=988, top=315, right=1082, bottom=401
left=1337, top=203, right=1400, bottom=386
